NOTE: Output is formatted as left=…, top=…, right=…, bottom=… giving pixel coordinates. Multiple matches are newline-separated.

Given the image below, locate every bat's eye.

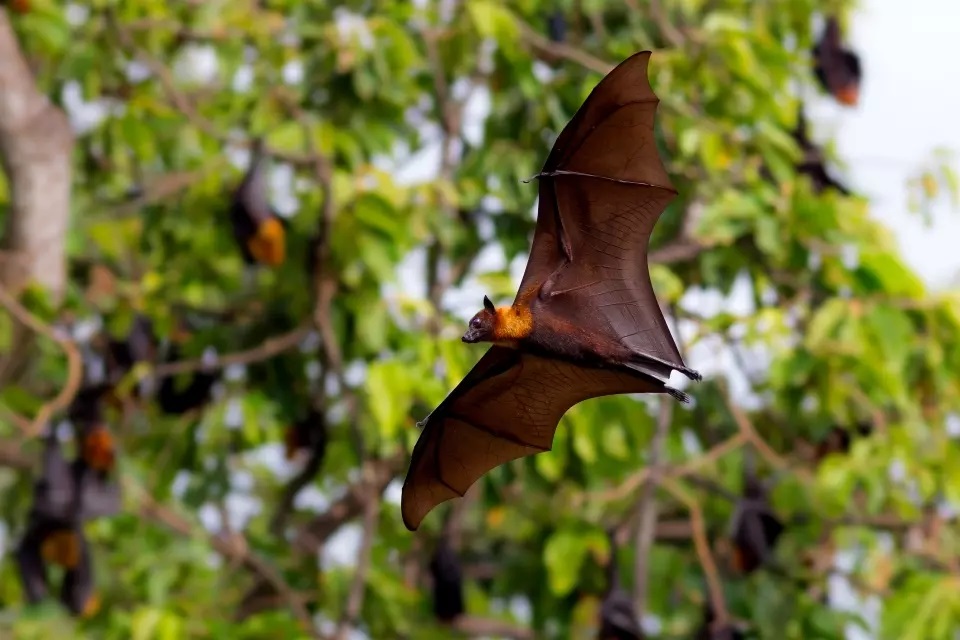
left=470, top=317, right=482, bottom=329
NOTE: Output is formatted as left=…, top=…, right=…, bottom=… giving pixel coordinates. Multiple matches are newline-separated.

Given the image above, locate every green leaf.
left=543, top=528, right=588, bottom=597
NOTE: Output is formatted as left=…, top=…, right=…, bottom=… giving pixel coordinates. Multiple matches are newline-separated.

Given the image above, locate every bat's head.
left=462, top=296, right=497, bottom=344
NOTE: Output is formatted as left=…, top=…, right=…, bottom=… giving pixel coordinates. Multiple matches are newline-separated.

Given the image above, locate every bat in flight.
left=812, top=16, right=862, bottom=107
left=401, top=51, right=700, bottom=531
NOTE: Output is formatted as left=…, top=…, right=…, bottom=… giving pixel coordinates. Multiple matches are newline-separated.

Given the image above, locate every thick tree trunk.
left=0, top=10, right=74, bottom=299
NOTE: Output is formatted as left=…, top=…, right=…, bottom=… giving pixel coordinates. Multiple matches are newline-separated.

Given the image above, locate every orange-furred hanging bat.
left=16, top=433, right=113, bottom=617
left=599, top=530, right=644, bottom=640
left=231, top=139, right=287, bottom=267
left=401, top=51, right=700, bottom=531
left=428, top=533, right=465, bottom=623
left=728, top=475, right=784, bottom=575
left=813, top=16, right=862, bottom=107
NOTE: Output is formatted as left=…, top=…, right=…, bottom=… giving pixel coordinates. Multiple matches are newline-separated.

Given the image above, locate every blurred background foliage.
left=1, top=0, right=960, bottom=639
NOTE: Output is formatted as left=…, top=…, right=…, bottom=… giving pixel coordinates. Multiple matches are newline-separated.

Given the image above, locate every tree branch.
left=0, top=11, right=75, bottom=298
left=662, top=478, right=729, bottom=629
left=293, top=455, right=403, bottom=554
left=152, top=325, right=311, bottom=378
left=333, top=479, right=380, bottom=640
left=451, top=616, right=535, bottom=639
left=0, top=284, right=83, bottom=438
left=632, top=396, right=673, bottom=612
left=136, top=488, right=320, bottom=637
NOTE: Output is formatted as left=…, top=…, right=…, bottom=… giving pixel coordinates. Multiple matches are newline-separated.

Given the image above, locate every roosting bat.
left=230, top=139, right=287, bottom=267
left=547, top=10, right=567, bottom=43
left=105, top=314, right=157, bottom=384
left=16, top=433, right=114, bottom=617
left=284, top=409, right=329, bottom=462
left=599, top=530, right=644, bottom=640
left=728, top=475, right=784, bottom=575
left=429, top=534, right=465, bottom=623
left=814, top=421, right=872, bottom=462
left=813, top=16, right=862, bottom=107
left=157, top=344, right=218, bottom=415
left=400, top=51, right=700, bottom=531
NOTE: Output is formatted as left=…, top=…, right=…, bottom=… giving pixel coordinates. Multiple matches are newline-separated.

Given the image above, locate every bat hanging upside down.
left=400, top=52, right=701, bottom=531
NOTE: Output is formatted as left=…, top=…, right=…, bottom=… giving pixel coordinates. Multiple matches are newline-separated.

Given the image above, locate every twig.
left=516, top=20, right=613, bottom=75
left=135, top=487, right=319, bottom=636
left=718, top=381, right=792, bottom=473
left=576, top=432, right=747, bottom=507
left=106, top=12, right=324, bottom=169
left=661, top=478, right=728, bottom=629
left=649, top=237, right=707, bottom=264
left=0, top=436, right=32, bottom=470
left=152, top=325, right=311, bottom=378
left=270, top=439, right=327, bottom=535
left=241, top=456, right=401, bottom=624
left=0, top=285, right=83, bottom=438
left=648, top=0, right=687, bottom=48
left=632, top=396, right=673, bottom=612
left=293, top=455, right=403, bottom=554
left=333, top=478, right=381, bottom=640
left=109, top=170, right=213, bottom=217
left=451, top=616, right=535, bottom=639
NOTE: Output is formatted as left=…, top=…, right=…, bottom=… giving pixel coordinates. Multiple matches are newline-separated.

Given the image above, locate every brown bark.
left=0, top=10, right=75, bottom=298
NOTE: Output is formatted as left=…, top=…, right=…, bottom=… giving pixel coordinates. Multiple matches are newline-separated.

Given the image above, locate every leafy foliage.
left=1, top=1, right=960, bottom=639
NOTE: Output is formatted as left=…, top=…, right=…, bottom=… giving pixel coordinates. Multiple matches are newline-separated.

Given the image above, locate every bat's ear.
left=482, top=295, right=495, bottom=313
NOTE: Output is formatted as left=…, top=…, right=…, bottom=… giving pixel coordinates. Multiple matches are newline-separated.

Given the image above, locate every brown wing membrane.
left=527, top=51, right=693, bottom=381
left=401, top=346, right=664, bottom=531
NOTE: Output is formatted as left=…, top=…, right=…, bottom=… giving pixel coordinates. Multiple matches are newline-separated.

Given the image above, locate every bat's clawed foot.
left=664, top=386, right=691, bottom=403
left=679, top=366, right=703, bottom=382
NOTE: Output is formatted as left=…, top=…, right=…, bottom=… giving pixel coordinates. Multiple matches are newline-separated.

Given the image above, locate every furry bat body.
left=401, top=51, right=700, bottom=531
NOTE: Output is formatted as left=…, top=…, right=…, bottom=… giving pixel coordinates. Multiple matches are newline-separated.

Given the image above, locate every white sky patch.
left=322, top=523, right=363, bottom=568
left=65, top=3, right=90, bottom=27
left=383, top=479, right=403, bottom=506
left=61, top=82, right=110, bottom=134
left=233, top=64, right=254, bottom=92
left=294, top=485, right=332, bottom=513
left=282, top=59, right=304, bottom=85
left=172, top=44, right=219, bottom=85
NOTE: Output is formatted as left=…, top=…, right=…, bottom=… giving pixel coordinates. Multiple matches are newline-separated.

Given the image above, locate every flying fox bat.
left=284, top=409, right=328, bottom=462
left=728, top=475, right=784, bottom=574
left=813, top=16, right=862, bottom=107
left=17, top=434, right=113, bottom=617
left=429, top=533, right=465, bottom=623
left=32, top=432, right=120, bottom=524
left=17, top=520, right=99, bottom=617
left=230, top=139, right=287, bottom=267
left=599, top=530, right=644, bottom=640
left=106, top=314, right=156, bottom=384
left=157, top=344, right=218, bottom=415
left=400, top=51, right=700, bottom=531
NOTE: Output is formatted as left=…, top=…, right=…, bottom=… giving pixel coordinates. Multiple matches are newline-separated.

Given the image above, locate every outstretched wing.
left=400, top=346, right=665, bottom=531
left=518, top=51, right=693, bottom=382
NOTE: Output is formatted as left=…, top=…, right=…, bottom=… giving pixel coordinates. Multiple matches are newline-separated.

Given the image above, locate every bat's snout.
left=461, top=328, right=482, bottom=343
